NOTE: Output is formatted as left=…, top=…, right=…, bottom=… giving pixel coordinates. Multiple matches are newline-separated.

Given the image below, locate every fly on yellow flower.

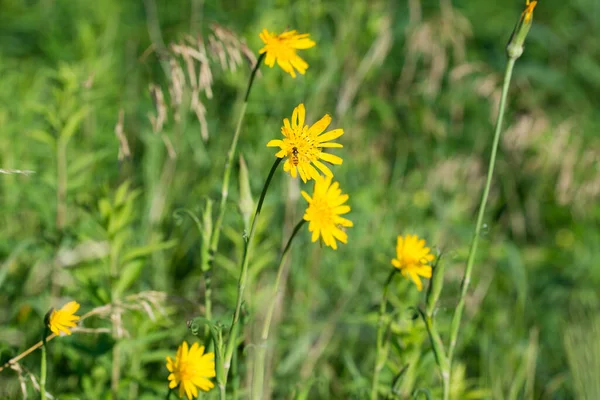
left=267, top=103, right=344, bottom=182
left=391, top=235, right=435, bottom=291
left=259, top=29, right=316, bottom=78
left=46, top=301, right=80, bottom=336
left=166, top=341, right=215, bottom=399
left=301, top=175, right=353, bottom=250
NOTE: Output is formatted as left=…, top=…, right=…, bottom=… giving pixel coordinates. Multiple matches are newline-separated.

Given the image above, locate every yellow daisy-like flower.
left=267, top=103, right=344, bottom=182
left=523, top=0, right=537, bottom=24
left=47, top=301, right=80, bottom=336
left=258, top=29, right=316, bottom=78
left=166, top=341, right=215, bottom=399
left=301, top=175, right=353, bottom=250
left=391, top=235, right=435, bottom=291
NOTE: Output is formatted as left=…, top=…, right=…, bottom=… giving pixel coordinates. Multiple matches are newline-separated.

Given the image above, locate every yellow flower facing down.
left=267, top=103, right=344, bottom=182
left=391, top=235, right=435, bottom=291
left=258, top=29, right=316, bottom=77
left=47, top=301, right=80, bottom=336
left=166, top=341, right=215, bottom=399
left=301, top=175, right=353, bottom=250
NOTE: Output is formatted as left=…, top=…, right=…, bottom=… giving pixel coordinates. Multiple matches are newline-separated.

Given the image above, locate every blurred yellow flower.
left=267, top=103, right=344, bottom=182
left=166, top=341, right=215, bottom=399
left=391, top=235, right=435, bottom=291
left=523, top=0, right=537, bottom=24
left=259, top=29, right=316, bottom=77
left=47, top=301, right=80, bottom=336
left=301, top=175, right=353, bottom=250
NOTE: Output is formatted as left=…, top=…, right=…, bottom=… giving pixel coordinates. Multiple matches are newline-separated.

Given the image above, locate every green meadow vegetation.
left=1, top=0, right=599, bottom=399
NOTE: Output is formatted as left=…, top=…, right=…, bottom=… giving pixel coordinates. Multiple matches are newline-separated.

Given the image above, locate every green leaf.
left=60, top=105, right=90, bottom=143
left=121, top=240, right=178, bottom=263
left=114, top=260, right=144, bottom=296
left=28, top=129, right=56, bottom=148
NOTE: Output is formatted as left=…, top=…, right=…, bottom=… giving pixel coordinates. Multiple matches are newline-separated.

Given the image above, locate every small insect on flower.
left=291, top=146, right=300, bottom=166
left=166, top=341, right=215, bottom=399
left=391, top=234, right=435, bottom=291
left=258, top=29, right=316, bottom=78
left=267, top=103, right=345, bottom=182
left=45, top=301, right=81, bottom=336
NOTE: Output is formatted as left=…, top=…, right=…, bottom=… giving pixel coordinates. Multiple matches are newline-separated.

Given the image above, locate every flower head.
left=46, top=301, right=80, bottom=336
left=166, top=341, right=215, bottom=399
left=523, top=0, right=537, bottom=24
left=267, top=103, right=344, bottom=182
left=391, top=235, right=435, bottom=291
left=301, top=175, right=353, bottom=250
left=258, top=29, right=316, bottom=77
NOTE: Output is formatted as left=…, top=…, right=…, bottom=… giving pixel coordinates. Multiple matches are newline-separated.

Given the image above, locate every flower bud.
left=507, top=1, right=537, bottom=59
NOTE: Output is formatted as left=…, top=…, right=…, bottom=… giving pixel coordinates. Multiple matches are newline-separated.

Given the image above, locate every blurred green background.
left=1, top=0, right=599, bottom=398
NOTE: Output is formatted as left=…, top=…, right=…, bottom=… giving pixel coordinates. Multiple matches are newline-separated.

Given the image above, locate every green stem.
left=371, top=270, right=396, bottom=400
left=40, top=333, right=47, bottom=400
left=223, top=157, right=283, bottom=382
left=165, top=388, right=172, bottom=400
left=252, top=219, right=306, bottom=400
left=208, top=52, right=265, bottom=267
left=418, top=308, right=449, bottom=400
left=447, top=57, right=517, bottom=376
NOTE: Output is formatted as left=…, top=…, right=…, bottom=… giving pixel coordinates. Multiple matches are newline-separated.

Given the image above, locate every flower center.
left=311, top=199, right=333, bottom=225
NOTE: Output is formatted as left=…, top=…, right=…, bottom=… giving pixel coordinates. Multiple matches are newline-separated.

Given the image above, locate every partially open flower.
left=258, top=29, right=316, bottom=77
left=391, top=235, right=435, bottom=291
left=46, top=301, right=80, bottom=336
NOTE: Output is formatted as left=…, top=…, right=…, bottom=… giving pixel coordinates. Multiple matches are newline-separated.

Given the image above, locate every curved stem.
left=252, top=219, right=306, bottom=400
left=447, top=57, right=517, bottom=375
left=209, top=52, right=265, bottom=264
left=223, top=157, right=283, bottom=382
left=371, top=270, right=396, bottom=400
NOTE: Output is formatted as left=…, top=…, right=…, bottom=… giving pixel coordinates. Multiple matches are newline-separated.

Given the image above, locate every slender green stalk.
left=447, top=57, right=517, bottom=373
left=165, top=388, right=172, bottom=400
left=203, top=53, right=265, bottom=331
left=223, top=157, right=283, bottom=382
left=208, top=53, right=265, bottom=265
left=40, top=333, right=47, bottom=400
left=252, top=219, right=306, bottom=400
left=418, top=308, right=449, bottom=400
left=371, top=270, right=397, bottom=400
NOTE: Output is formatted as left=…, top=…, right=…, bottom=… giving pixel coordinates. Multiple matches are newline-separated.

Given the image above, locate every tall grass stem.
left=205, top=53, right=265, bottom=327
left=447, top=56, right=517, bottom=377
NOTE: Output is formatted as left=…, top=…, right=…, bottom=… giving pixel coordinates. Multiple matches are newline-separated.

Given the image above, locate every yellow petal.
left=307, top=114, right=332, bottom=136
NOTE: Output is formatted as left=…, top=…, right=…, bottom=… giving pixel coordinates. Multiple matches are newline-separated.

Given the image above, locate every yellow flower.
left=258, top=29, right=316, bottom=78
left=391, top=235, right=435, bottom=291
left=267, top=103, right=344, bottom=182
left=301, top=175, right=353, bottom=250
left=523, top=0, right=537, bottom=24
left=47, top=301, right=80, bottom=336
left=166, top=341, right=215, bottom=399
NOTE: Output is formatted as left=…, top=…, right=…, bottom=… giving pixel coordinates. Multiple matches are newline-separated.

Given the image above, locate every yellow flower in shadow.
left=301, top=175, right=353, bottom=250
left=166, top=341, right=215, bottom=399
left=267, top=103, right=344, bottom=182
left=391, top=235, right=435, bottom=291
left=258, top=29, right=316, bottom=77
left=47, top=301, right=80, bottom=336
